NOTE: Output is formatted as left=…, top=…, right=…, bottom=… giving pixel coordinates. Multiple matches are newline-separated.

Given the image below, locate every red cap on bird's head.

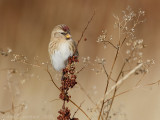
left=60, top=24, right=70, bottom=33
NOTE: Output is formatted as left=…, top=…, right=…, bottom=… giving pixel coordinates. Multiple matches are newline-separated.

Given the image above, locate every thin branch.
left=98, top=47, right=120, bottom=120
left=104, top=89, right=131, bottom=103
left=136, top=73, right=146, bottom=86
left=49, top=99, right=60, bottom=102
left=46, top=69, right=91, bottom=120
left=76, top=66, right=86, bottom=74
left=47, top=69, right=60, bottom=91
left=11, top=101, right=15, bottom=120
left=102, top=64, right=109, bottom=79
left=97, top=15, right=129, bottom=118
left=105, top=86, right=118, bottom=120
left=104, top=61, right=126, bottom=119
left=0, top=104, right=25, bottom=115
left=145, top=80, right=160, bottom=86
left=105, top=79, right=160, bottom=103
left=104, top=63, right=143, bottom=99
left=101, top=64, right=116, bottom=82
left=72, top=101, right=85, bottom=118
left=118, top=17, right=121, bottom=45
left=69, top=99, right=91, bottom=120
left=77, top=11, right=95, bottom=47
left=120, top=36, right=127, bottom=47
left=78, top=82, right=96, bottom=106
left=103, top=41, right=118, bottom=50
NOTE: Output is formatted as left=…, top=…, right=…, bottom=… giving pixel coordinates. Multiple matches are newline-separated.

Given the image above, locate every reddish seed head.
left=58, top=55, right=79, bottom=119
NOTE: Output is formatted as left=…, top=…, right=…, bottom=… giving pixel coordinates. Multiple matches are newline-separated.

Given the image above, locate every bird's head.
left=51, top=24, right=72, bottom=40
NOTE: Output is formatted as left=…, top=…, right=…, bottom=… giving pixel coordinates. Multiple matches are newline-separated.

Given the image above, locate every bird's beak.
left=65, top=34, right=71, bottom=39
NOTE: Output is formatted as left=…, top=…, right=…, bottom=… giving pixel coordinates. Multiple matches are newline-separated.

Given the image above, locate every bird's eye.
left=61, top=32, right=67, bottom=35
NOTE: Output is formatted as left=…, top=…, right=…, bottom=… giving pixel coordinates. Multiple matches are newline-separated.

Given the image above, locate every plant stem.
left=105, top=62, right=126, bottom=119
left=47, top=69, right=91, bottom=120
left=98, top=47, right=119, bottom=120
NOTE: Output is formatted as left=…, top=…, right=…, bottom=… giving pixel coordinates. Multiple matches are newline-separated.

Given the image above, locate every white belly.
left=51, top=42, right=73, bottom=71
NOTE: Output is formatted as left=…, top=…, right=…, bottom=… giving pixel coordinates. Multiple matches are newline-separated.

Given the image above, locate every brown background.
left=0, top=0, right=160, bottom=120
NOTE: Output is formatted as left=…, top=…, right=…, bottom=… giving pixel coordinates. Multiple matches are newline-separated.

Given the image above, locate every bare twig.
left=145, top=80, right=160, bottom=86
left=98, top=47, right=120, bottom=120
left=104, top=61, right=126, bottom=119
left=49, top=99, right=60, bottom=102
left=105, top=79, right=160, bottom=103
left=76, top=66, right=86, bottom=74
left=102, top=64, right=109, bottom=79
left=105, top=60, right=134, bottom=120
left=72, top=101, right=85, bottom=118
left=105, top=63, right=143, bottom=99
left=103, top=41, right=118, bottom=49
left=78, top=82, right=96, bottom=106
left=11, top=101, right=15, bottom=120
left=136, top=73, right=146, bottom=86
left=77, top=11, right=95, bottom=47
left=101, top=64, right=116, bottom=82
left=0, top=104, right=25, bottom=115
left=47, top=68, right=60, bottom=91
left=69, top=99, right=91, bottom=120
left=46, top=68, right=91, bottom=120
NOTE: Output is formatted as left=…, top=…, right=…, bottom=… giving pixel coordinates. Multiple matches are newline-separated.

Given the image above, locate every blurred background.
left=0, top=0, right=160, bottom=120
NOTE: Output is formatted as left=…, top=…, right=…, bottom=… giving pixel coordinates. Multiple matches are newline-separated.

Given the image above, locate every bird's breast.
left=58, top=41, right=74, bottom=59
left=50, top=41, right=74, bottom=71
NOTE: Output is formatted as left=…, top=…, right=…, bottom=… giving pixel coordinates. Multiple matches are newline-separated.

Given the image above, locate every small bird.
left=48, top=24, right=78, bottom=71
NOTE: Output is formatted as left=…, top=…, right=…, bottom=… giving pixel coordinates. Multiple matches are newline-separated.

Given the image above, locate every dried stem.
left=105, top=79, right=160, bottom=103
left=77, top=11, right=95, bottom=47
left=0, top=104, right=25, bottom=115
left=72, top=101, right=85, bottom=118
left=46, top=68, right=91, bottom=120
left=105, top=63, right=143, bottom=98
left=103, top=41, right=118, bottom=50
left=104, top=62, right=126, bottom=119
left=104, top=63, right=142, bottom=119
left=78, top=82, right=96, bottom=106
left=97, top=13, right=143, bottom=118
left=102, top=64, right=109, bottom=79
left=76, top=66, right=86, bottom=74
left=98, top=47, right=120, bottom=120
left=136, top=73, right=146, bottom=86
left=47, top=68, right=60, bottom=91
left=69, top=99, right=91, bottom=120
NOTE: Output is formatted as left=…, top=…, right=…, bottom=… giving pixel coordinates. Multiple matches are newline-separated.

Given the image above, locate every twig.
left=76, top=66, right=86, bottom=74
left=104, top=73, right=145, bottom=103
left=104, top=63, right=143, bottom=99
left=98, top=47, right=120, bottom=120
left=120, top=36, right=127, bottom=47
left=144, top=80, right=160, bottom=86
left=46, top=69, right=91, bottom=120
left=105, top=79, right=160, bottom=103
left=103, top=41, right=118, bottom=50
left=136, top=73, right=146, bottom=86
left=47, top=68, right=60, bottom=91
left=69, top=99, right=91, bottom=120
left=102, top=64, right=109, bottom=79
left=72, top=101, right=85, bottom=118
left=101, top=64, right=116, bottom=82
left=104, top=61, right=126, bottom=119
left=78, top=82, right=96, bottom=106
left=0, top=104, right=25, bottom=115
left=11, top=101, right=15, bottom=120
left=77, top=11, right=95, bottom=47
left=49, top=99, right=60, bottom=102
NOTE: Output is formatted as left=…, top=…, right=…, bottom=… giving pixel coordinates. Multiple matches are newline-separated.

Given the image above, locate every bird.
left=48, top=24, right=78, bottom=71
